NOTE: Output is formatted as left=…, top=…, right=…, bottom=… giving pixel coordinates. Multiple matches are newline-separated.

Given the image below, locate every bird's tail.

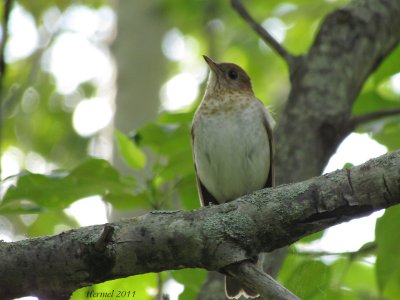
left=225, top=276, right=258, bottom=299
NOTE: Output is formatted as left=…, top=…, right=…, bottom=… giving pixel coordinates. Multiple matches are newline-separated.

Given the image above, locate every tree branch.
left=292, top=243, right=376, bottom=259
left=0, top=0, right=14, bottom=164
left=230, top=0, right=296, bottom=70
left=0, top=0, right=13, bottom=82
left=275, top=0, right=400, bottom=185
left=350, top=108, right=400, bottom=129
left=257, top=0, right=400, bottom=294
left=1, top=150, right=399, bottom=299
left=226, top=262, right=300, bottom=300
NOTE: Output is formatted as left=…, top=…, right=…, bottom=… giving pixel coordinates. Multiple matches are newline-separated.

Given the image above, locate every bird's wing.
left=261, top=103, right=275, bottom=188
left=191, top=126, right=219, bottom=206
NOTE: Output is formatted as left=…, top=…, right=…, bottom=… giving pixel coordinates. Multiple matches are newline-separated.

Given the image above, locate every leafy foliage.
left=115, top=130, right=146, bottom=170
left=376, top=206, right=400, bottom=298
left=0, top=0, right=399, bottom=299
left=171, top=269, right=207, bottom=300
left=1, top=158, right=141, bottom=213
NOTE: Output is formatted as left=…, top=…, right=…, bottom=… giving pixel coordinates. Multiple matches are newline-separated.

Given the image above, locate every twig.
left=157, top=272, right=166, bottom=300
left=291, top=243, right=377, bottom=259
left=350, top=108, right=400, bottom=128
left=230, top=0, right=295, bottom=69
left=225, top=261, right=300, bottom=300
left=0, top=0, right=13, bottom=83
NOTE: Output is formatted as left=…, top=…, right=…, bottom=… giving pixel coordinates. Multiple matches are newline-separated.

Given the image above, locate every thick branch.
left=240, top=0, right=400, bottom=293
left=1, top=150, right=399, bottom=299
left=230, top=0, right=296, bottom=69
left=275, top=0, right=400, bottom=184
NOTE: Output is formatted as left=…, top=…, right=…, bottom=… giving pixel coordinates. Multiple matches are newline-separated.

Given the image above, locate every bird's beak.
left=203, top=55, right=220, bottom=74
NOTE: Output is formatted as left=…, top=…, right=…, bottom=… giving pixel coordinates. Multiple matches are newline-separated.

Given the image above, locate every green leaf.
left=159, top=147, right=194, bottom=179
left=115, top=130, right=146, bottom=170
left=371, top=46, right=400, bottom=84
left=312, top=288, right=358, bottom=300
left=343, top=261, right=377, bottom=295
left=377, top=78, right=400, bottom=102
left=372, top=118, right=400, bottom=151
left=382, top=271, right=400, bottom=299
left=158, top=111, right=194, bottom=124
left=135, top=123, right=191, bottom=155
left=177, top=174, right=200, bottom=210
left=178, top=287, right=197, bottom=300
left=0, top=159, right=137, bottom=213
left=343, top=163, right=354, bottom=169
left=284, top=260, right=331, bottom=299
left=278, top=251, right=306, bottom=284
left=105, top=192, right=151, bottom=210
left=353, top=91, right=400, bottom=117
left=171, top=268, right=207, bottom=299
left=376, top=206, right=400, bottom=291
left=298, top=230, right=324, bottom=243
left=27, top=211, right=79, bottom=237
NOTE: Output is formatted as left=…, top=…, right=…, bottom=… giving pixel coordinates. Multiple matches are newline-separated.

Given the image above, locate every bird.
left=191, top=55, right=275, bottom=299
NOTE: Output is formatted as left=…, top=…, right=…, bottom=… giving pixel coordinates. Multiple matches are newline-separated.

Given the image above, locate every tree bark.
left=232, top=0, right=400, bottom=297
left=275, top=0, right=400, bottom=184
left=1, top=150, right=399, bottom=299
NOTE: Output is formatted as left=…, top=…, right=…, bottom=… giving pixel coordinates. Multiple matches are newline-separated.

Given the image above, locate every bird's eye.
left=228, top=69, right=238, bottom=80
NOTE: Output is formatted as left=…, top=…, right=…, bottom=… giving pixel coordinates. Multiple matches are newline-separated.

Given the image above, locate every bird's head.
left=203, top=55, right=253, bottom=96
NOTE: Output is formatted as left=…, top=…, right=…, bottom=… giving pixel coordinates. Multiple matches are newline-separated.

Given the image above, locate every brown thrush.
left=191, top=56, right=275, bottom=298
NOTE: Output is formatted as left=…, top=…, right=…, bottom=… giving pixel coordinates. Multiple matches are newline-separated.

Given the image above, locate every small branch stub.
left=94, top=224, right=115, bottom=252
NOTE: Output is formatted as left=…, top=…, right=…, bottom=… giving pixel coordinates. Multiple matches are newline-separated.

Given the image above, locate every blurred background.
left=1, top=0, right=400, bottom=299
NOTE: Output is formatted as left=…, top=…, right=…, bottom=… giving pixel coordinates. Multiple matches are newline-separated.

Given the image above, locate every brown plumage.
left=191, top=56, right=275, bottom=298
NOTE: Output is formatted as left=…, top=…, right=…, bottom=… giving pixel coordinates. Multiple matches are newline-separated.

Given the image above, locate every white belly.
left=193, top=107, right=270, bottom=202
